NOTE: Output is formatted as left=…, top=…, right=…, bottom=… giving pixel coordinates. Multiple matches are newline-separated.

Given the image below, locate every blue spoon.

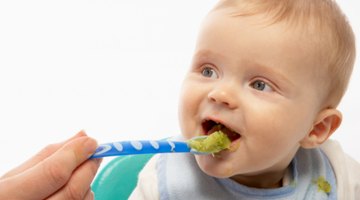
left=90, top=137, right=209, bottom=158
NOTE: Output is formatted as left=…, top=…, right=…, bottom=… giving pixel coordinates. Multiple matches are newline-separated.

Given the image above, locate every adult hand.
left=0, top=131, right=102, bottom=200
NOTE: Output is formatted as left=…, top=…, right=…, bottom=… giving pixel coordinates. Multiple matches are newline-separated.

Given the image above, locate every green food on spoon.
left=188, top=131, right=231, bottom=153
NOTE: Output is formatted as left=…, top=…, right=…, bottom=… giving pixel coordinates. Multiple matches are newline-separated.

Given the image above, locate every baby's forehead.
left=203, top=11, right=330, bottom=66
left=208, top=2, right=336, bottom=69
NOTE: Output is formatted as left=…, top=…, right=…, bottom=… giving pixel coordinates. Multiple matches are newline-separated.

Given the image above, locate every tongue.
left=208, top=124, right=240, bottom=141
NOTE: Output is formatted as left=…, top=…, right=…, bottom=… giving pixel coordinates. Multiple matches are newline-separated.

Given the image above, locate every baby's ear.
left=300, top=108, right=342, bottom=149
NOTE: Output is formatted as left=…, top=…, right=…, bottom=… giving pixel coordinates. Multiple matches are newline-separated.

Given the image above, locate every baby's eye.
left=250, top=80, right=273, bottom=92
left=201, top=67, right=218, bottom=79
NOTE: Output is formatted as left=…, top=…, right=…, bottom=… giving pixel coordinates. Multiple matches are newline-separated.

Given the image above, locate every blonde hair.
left=213, top=0, right=356, bottom=107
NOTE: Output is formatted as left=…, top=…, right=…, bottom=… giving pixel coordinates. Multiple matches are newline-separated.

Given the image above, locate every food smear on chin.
left=188, top=131, right=231, bottom=153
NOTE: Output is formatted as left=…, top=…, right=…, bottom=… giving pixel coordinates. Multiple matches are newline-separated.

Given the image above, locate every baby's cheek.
left=178, top=99, right=197, bottom=139
left=179, top=92, right=195, bottom=115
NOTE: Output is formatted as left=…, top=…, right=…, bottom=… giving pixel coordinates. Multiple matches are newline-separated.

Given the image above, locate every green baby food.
left=315, top=176, right=331, bottom=194
left=188, top=131, right=231, bottom=153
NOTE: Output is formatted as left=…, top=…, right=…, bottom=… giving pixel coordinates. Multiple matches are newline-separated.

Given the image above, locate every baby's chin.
left=194, top=154, right=237, bottom=178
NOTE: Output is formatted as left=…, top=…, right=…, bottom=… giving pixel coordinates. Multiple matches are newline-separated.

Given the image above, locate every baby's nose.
left=207, top=85, right=237, bottom=109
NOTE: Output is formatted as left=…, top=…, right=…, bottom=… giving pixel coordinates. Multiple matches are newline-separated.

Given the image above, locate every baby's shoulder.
left=320, top=139, right=360, bottom=170
left=320, top=140, right=360, bottom=199
left=129, top=155, right=160, bottom=200
left=138, top=154, right=160, bottom=180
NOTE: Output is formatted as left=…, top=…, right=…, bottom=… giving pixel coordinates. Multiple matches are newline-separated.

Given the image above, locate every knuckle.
left=43, top=143, right=59, bottom=154
left=44, top=160, right=69, bottom=188
left=44, top=143, right=58, bottom=152
left=86, top=191, right=95, bottom=200
left=65, top=184, right=84, bottom=200
left=37, top=143, right=59, bottom=158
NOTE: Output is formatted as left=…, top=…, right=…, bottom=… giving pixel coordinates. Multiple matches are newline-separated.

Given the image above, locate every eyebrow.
left=192, top=49, right=226, bottom=65
left=193, top=49, right=217, bottom=59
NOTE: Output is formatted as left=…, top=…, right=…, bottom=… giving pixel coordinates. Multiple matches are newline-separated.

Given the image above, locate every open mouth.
left=202, top=119, right=241, bottom=142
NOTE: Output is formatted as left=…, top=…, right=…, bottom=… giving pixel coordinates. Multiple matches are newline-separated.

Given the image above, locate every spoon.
left=90, top=136, right=210, bottom=159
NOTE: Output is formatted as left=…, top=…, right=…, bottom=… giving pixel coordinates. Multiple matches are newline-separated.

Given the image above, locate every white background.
left=0, top=1, right=359, bottom=175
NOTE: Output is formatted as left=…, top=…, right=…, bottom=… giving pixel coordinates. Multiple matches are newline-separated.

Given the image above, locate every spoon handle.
left=90, top=140, right=191, bottom=158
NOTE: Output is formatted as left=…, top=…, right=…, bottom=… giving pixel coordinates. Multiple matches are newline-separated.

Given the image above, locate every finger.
left=1, top=130, right=87, bottom=179
left=83, top=189, right=95, bottom=200
left=8, top=136, right=98, bottom=200
left=48, top=158, right=102, bottom=200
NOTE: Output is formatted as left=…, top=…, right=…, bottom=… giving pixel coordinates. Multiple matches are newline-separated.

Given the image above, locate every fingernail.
left=84, top=138, right=98, bottom=157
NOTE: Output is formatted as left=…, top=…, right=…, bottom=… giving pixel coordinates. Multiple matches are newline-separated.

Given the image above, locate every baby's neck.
left=230, top=168, right=289, bottom=189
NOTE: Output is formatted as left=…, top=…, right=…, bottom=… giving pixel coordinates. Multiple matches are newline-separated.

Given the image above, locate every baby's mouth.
left=201, top=120, right=241, bottom=142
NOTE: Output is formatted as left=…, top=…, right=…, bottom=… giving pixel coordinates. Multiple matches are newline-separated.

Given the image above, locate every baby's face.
left=178, top=9, right=327, bottom=185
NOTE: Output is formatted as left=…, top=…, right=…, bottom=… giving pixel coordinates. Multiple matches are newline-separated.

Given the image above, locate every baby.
left=130, top=0, right=360, bottom=199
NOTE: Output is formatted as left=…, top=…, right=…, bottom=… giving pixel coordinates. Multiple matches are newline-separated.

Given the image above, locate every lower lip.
left=229, top=139, right=241, bottom=151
